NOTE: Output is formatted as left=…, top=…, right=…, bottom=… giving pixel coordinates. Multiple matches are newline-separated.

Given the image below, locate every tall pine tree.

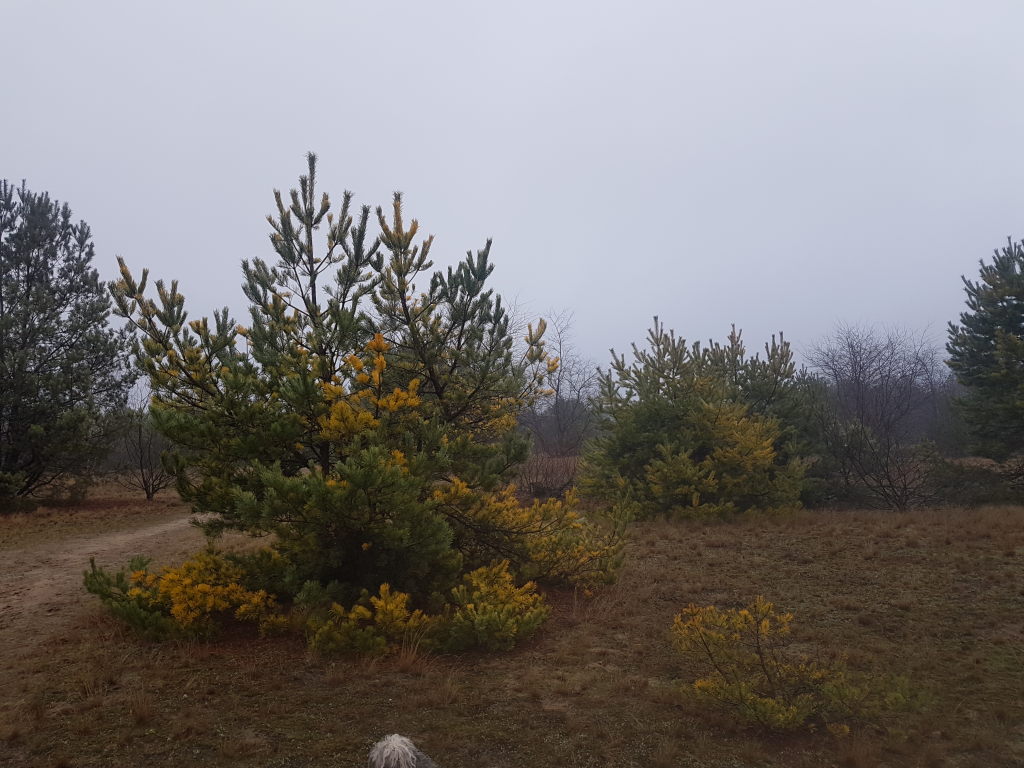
left=0, top=181, right=132, bottom=503
left=947, top=238, right=1024, bottom=460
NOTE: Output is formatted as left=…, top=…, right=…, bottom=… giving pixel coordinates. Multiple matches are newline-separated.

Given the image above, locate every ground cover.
left=0, top=488, right=1021, bottom=767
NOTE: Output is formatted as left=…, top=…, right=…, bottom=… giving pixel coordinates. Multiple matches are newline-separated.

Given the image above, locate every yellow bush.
left=127, top=550, right=282, bottom=637
left=431, top=480, right=626, bottom=587
left=93, top=549, right=553, bottom=655
left=445, top=561, right=550, bottom=651
left=368, top=583, right=434, bottom=639
left=310, top=564, right=550, bottom=655
left=672, top=596, right=898, bottom=732
left=308, top=583, right=438, bottom=656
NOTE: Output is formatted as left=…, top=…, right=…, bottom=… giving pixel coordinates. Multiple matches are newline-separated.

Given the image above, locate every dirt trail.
left=0, top=511, right=203, bottom=648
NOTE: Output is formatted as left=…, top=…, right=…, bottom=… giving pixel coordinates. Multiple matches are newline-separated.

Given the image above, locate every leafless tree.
left=807, top=324, right=951, bottom=510
left=518, top=311, right=598, bottom=495
left=110, top=388, right=175, bottom=501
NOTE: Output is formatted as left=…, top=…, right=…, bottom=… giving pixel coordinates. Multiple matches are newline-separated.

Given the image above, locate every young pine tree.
left=582, top=318, right=805, bottom=519
left=110, top=154, right=623, bottom=601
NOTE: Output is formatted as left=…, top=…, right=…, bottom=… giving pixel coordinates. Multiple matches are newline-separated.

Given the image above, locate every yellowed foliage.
left=127, top=551, right=282, bottom=636
left=672, top=597, right=902, bottom=732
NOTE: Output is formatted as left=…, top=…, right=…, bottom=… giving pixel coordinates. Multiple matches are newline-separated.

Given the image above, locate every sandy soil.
left=0, top=495, right=205, bottom=662
left=1, top=499, right=1022, bottom=767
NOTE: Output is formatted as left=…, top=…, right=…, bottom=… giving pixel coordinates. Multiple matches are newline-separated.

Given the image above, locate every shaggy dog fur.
left=368, top=734, right=438, bottom=768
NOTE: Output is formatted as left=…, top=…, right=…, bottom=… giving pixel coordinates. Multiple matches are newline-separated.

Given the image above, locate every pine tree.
left=582, top=318, right=805, bottom=519
left=947, top=238, right=1024, bottom=460
left=0, top=181, right=132, bottom=504
left=110, top=154, right=623, bottom=599
left=372, top=192, right=552, bottom=489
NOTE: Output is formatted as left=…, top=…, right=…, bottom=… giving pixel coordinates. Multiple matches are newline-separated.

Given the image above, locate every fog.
left=6, top=1, right=1024, bottom=364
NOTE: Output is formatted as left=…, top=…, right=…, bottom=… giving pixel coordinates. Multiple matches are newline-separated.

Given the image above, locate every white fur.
left=368, top=734, right=430, bottom=768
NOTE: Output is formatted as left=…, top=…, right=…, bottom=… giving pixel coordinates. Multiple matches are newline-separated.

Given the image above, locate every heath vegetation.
left=2, top=157, right=1023, bottom=766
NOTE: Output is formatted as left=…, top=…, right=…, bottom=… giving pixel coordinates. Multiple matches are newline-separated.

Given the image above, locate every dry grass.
left=1, top=492, right=1022, bottom=767
left=0, top=482, right=186, bottom=549
left=516, top=455, right=581, bottom=498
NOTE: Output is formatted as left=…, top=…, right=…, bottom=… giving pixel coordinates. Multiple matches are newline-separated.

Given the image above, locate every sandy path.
left=0, top=511, right=205, bottom=648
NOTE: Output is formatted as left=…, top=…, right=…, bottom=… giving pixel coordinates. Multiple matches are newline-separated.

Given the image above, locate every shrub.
left=583, top=320, right=806, bottom=520
left=431, top=481, right=627, bottom=587
left=516, top=454, right=581, bottom=499
left=307, top=583, right=437, bottom=657
left=307, top=563, right=549, bottom=655
left=85, top=550, right=282, bottom=639
left=84, top=556, right=178, bottom=640
left=444, top=561, right=550, bottom=652
left=671, top=596, right=906, bottom=732
left=925, top=454, right=1022, bottom=506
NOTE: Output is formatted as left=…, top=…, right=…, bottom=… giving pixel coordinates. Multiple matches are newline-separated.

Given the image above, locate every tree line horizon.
left=2, top=156, right=1022, bottom=518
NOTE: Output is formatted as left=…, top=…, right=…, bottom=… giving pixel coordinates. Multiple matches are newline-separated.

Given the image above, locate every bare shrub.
left=808, top=325, right=956, bottom=509
left=108, top=388, right=175, bottom=501
left=519, top=311, right=597, bottom=496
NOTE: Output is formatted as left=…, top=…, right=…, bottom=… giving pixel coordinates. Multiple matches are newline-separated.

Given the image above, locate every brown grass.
left=516, top=455, right=580, bottom=498
left=1, top=490, right=1023, bottom=767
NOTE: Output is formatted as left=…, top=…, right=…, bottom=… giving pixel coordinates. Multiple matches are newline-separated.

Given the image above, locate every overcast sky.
left=5, top=1, right=1024, bottom=366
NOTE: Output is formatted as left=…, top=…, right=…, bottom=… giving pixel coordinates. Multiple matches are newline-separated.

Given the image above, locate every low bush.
left=89, top=552, right=550, bottom=655
left=671, top=596, right=908, bottom=732
left=84, top=556, right=179, bottom=640
left=516, top=454, right=581, bottom=498
left=307, top=583, right=438, bottom=657
left=307, top=562, right=549, bottom=655
left=444, top=561, right=550, bottom=651
left=926, top=455, right=1022, bottom=506
left=85, top=550, right=284, bottom=639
